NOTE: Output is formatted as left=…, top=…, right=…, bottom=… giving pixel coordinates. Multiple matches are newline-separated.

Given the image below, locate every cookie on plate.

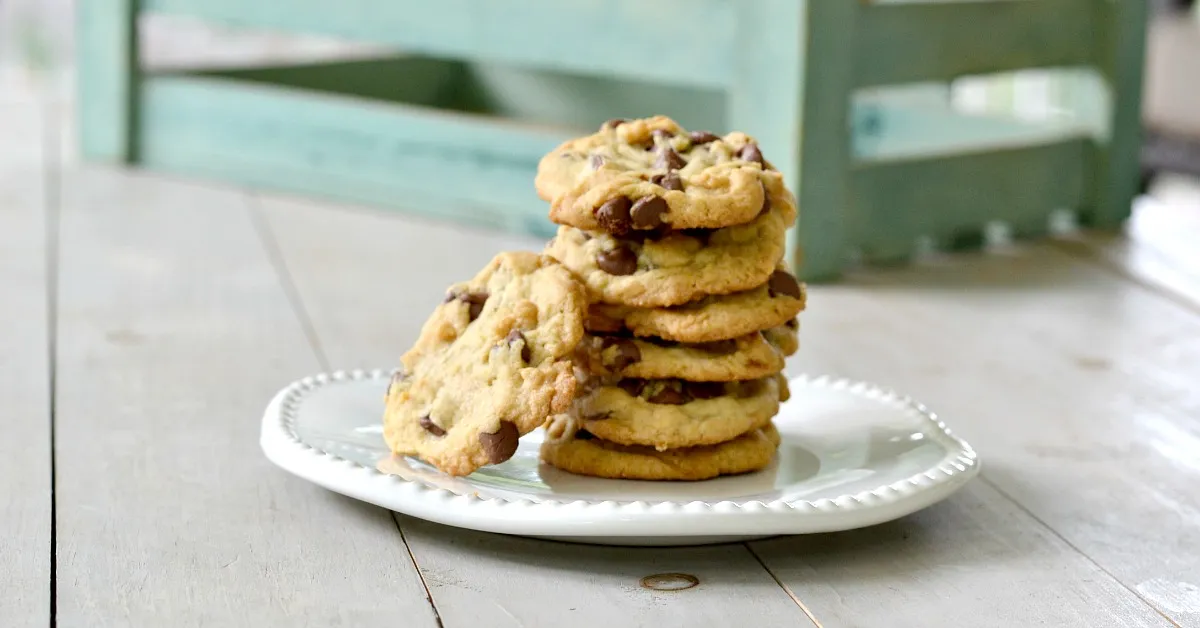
left=536, top=116, right=797, bottom=234
left=573, top=375, right=785, bottom=450
left=586, top=267, right=806, bottom=343
left=541, top=419, right=781, bottom=481
left=544, top=202, right=790, bottom=307
left=574, top=326, right=793, bottom=382
left=383, top=251, right=586, bottom=476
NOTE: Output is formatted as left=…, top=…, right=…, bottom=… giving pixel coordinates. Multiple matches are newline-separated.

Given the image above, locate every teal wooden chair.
left=78, top=0, right=1148, bottom=281
left=758, top=0, right=1150, bottom=280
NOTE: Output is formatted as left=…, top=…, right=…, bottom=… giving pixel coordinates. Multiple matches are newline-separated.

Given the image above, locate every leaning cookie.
left=536, top=116, right=797, bottom=234
left=544, top=202, right=789, bottom=307
left=574, top=376, right=781, bottom=451
left=575, top=326, right=793, bottom=382
left=586, top=267, right=806, bottom=343
left=541, top=420, right=781, bottom=481
left=383, top=251, right=586, bottom=476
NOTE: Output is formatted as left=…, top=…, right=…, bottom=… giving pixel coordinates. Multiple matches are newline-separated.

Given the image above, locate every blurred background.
left=2, top=0, right=1198, bottom=279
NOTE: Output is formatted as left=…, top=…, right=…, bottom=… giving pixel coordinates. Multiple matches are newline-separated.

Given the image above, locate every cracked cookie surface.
left=536, top=116, right=797, bottom=233
left=383, top=252, right=586, bottom=476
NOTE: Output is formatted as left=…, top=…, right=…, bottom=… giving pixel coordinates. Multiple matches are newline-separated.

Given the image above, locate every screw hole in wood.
left=640, top=572, right=700, bottom=592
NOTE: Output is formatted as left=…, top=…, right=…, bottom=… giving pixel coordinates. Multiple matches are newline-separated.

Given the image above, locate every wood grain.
left=0, top=101, right=52, bottom=628
left=256, top=194, right=818, bottom=627
left=53, top=169, right=440, bottom=626
left=781, top=245, right=1200, bottom=626
left=751, top=483, right=1172, bottom=627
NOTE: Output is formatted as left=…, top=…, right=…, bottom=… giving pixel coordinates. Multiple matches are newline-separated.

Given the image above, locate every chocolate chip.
left=479, top=420, right=520, bottom=464
left=618, top=379, right=646, bottom=397
left=647, top=382, right=691, bottom=405
left=596, top=245, right=639, bottom=276
left=603, top=118, right=627, bottom=130
left=738, top=143, right=764, bottom=166
left=767, top=270, right=802, bottom=299
left=575, top=429, right=596, bottom=440
left=689, top=131, right=719, bottom=145
left=586, top=306, right=625, bottom=333
left=595, top=197, right=633, bottom=235
left=601, top=337, right=641, bottom=369
left=652, top=129, right=675, bottom=142
left=630, top=196, right=668, bottom=230
left=688, top=381, right=727, bottom=400
left=506, top=329, right=532, bottom=363
left=419, top=415, right=446, bottom=437
left=462, top=292, right=489, bottom=321
left=589, top=154, right=605, bottom=169
left=655, top=147, right=686, bottom=171
left=662, top=171, right=683, bottom=191
left=785, top=317, right=799, bottom=330
left=696, top=339, right=738, bottom=355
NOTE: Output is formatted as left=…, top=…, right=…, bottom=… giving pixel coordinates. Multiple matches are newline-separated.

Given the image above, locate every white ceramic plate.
left=261, top=370, right=980, bottom=546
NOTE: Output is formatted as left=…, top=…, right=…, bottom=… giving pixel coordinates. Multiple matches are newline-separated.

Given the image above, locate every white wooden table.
left=4, top=80, right=1200, bottom=627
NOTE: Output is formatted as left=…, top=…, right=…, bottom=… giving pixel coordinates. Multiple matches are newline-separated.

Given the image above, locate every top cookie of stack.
left=536, top=115, right=798, bottom=309
left=536, top=116, right=805, bottom=481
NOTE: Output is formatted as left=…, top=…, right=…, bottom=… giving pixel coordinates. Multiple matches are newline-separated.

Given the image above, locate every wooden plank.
left=53, top=168, right=440, bottom=626
left=751, top=481, right=1174, bottom=627
left=141, top=0, right=734, bottom=89
left=855, top=0, right=1097, bottom=87
left=256, top=193, right=819, bottom=627
left=850, top=138, right=1093, bottom=260
left=0, top=101, right=52, bottom=628
left=1065, top=176, right=1200, bottom=311
left=778, top=244, right=1200, bottom=626
left=138, top=75, right=571, bottom=239
left=76, top=0, right=138, bottom=162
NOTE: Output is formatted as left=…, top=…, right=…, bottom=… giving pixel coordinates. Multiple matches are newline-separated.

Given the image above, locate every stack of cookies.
left=534, top=116, right=806, bottom=481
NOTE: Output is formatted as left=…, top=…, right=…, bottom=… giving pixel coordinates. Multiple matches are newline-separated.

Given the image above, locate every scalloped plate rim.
left=260, top=369, right=981, bottom=541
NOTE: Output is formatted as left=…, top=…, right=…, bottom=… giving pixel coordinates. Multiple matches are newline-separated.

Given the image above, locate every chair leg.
left=77, top=0, right=140, bottom=163
left=727, top=0, right=858, bottom=282
left=1088, top=0, right=1150, bottom=229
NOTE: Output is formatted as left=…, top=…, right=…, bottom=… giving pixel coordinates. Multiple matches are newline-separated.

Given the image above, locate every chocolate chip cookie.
left=544, top=202, right=790, bottom=307
left=763, top=317, right=800, bottom=357
left=383, top=251, right=586, bottom=476
left=541, top=420, right=780, bottom=481
left=536, top=116, right=797, bottom=234
left=572, top=375, right=784, bottom=451
left=575, top=324, right=795, bottom=382
left=585, top=267, right=807, bottom=343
